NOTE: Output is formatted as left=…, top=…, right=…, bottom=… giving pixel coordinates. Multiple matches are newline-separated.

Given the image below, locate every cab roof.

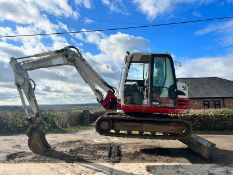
left=126, top=52, right=172, bottom=63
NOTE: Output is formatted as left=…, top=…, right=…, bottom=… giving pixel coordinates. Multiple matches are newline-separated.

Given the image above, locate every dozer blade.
left=27, top=125, right=51, bottom=154
left=179, top=134, right=216, bottom=161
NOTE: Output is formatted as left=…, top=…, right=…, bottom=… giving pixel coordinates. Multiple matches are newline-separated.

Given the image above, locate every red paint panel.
left=120, top=98, right=190, bottom=114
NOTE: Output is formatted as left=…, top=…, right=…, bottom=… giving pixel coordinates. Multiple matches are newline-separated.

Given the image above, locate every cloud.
left=0, top=0, right=149, bottom=106
left=192, top=11, right=203, bottom=18
left=132, top=0, right=214, bottom=20
left=0, top=0, right=78, bottom=61
left=0, top=0, right=78, bottom=35
left=32, top=1, right=78, bottom=18
left=0, top=0, right=78, bottom=22
left=0, top=0, right=95, bottom=105
left=0, top=0, right=74, bottom=57
left=0, top=62, right=95, bottom=105
left=75, top=0, right=92, bottom=9
left=0, top=27, right=14, bottom=40
left=0, top=42, right=25, bottom=62
left=0, top=88, right=19, bottom=105
left=74, top=30, right=106, bottom=45
left=34, top=79, right=95, bottom=104
left=72, top=31, right=150, bottom=89
left=71, top=31, right=150, bottom=93
left=101, top=0, right=128, bottom=14
left=176, top=55, right=233, bottom=81
left=84, top=17, right=95, bottom=24
left=196, top=19, right=233, bottom=46
left=75, top=31, right=149, bottom=63
left=99, top=32, right=149, bottom=62
left=1, top=0, right=232, bottom=106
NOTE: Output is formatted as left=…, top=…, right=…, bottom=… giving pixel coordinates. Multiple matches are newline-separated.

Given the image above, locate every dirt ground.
left=0, top=127, right=232, bottom=175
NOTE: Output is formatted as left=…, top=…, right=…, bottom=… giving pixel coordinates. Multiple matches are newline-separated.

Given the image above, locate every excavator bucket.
left=27, top=125, right=51, bottom=154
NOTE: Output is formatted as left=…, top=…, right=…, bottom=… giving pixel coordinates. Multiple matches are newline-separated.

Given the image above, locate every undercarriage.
left=95, top=112, right=215, bottom=161
left=95, top=112, right=192, bottom=140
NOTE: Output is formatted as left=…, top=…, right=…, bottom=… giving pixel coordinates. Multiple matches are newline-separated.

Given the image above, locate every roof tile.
left=177, top=77, right=233, bottom=98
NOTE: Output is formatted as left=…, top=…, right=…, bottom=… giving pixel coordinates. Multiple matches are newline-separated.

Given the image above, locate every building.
left=177, top=77, right=233, bottom=109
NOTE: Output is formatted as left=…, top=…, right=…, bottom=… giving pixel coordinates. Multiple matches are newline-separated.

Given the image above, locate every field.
left=0, top=127, right=233, bottom=175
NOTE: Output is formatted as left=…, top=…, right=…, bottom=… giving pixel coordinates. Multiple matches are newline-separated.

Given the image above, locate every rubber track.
left=95, top=112, right=192, bottom=140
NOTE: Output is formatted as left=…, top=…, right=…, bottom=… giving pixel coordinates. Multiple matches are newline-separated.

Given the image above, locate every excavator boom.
left=10, top=46, right=117, bottom=153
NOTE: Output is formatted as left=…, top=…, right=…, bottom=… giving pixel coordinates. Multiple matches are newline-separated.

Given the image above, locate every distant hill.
left=0, top=103, right=101, bottom=112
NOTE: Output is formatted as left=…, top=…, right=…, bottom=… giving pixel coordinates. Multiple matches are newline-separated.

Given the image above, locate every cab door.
left=150, top=55, right=177, bottom=108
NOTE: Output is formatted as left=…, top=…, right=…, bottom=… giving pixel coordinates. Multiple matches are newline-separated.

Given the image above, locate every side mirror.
left=168, top=84, right=177, bottom=99
left=177, top=90, right=186, bottom=96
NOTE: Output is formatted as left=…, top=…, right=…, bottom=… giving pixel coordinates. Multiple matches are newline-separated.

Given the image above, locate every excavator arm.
left=9, top=46, right=117, bottom=153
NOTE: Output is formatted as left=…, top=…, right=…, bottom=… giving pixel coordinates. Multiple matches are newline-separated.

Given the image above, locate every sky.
left=0, top=0, right=233, bottom=105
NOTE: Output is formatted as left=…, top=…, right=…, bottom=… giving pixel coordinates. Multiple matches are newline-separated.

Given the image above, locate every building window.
left=203, top=101, right=210, bottom=109
left=214, top=100, right=221, bottom=109
left=203, top=100, right=221, bottom=109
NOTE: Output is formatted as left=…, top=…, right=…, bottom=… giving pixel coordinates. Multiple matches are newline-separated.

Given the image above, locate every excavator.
left=9, top=46, right=215, bottom=160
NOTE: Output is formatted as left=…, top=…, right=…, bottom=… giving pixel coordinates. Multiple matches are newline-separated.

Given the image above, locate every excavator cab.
left=120, top=53, right=180, bottom=113
left=96, top=52, right=191, bottom=138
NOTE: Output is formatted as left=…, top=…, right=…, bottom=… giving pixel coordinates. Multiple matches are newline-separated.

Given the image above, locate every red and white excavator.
left=10, top=46, right=215, bottom=160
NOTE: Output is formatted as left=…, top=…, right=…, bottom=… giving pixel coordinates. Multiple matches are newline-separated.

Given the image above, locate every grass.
left=62, top=125, right=90, bottom=132
left=46, top=124, right=90, bottom=134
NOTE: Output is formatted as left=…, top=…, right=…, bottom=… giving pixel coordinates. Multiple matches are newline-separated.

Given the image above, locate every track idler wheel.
left=27, top=125, right=51, bottom=154
left=96, top=118, right=112, bottom=134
